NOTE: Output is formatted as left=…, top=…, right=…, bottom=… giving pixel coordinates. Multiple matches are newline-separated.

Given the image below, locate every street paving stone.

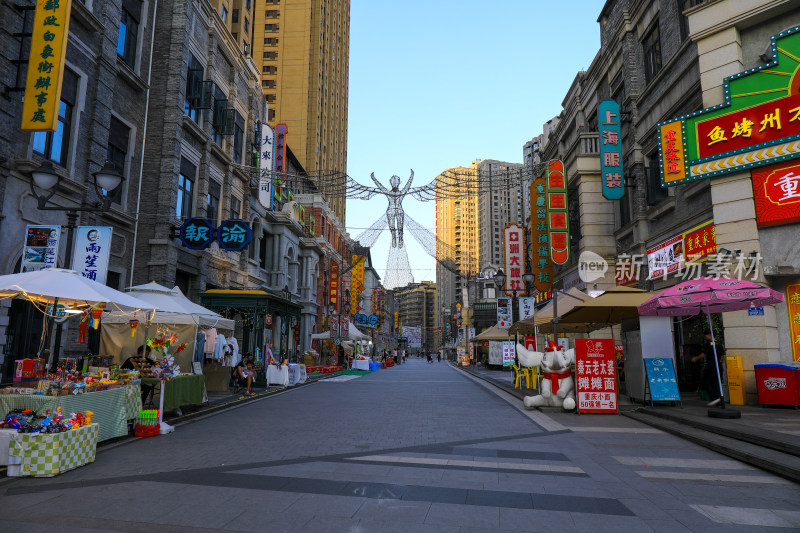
left=1, top=358, right=799, bottom=532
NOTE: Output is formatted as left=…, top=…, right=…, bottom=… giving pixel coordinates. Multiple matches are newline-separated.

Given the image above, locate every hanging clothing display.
left=212, top=332, right=227, bottom=360
left=204, top=328, right=218, bottom=354
left=194, top=330, right=206, bottom=362
left=228, top=337, right=241, bottom=366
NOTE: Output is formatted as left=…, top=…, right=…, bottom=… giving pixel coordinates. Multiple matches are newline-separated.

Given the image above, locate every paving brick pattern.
left=1, top=359, right=798, bottom=532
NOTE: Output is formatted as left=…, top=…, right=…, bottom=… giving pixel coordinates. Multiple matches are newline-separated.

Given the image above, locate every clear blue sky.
left=346, top=1, right=602, bottom=286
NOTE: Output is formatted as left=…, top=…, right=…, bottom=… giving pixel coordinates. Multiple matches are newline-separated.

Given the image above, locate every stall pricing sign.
left=179, top=217, right=214, bottom=249
left=682, top=219, right=716, bottom=264
left=21, top=0, right=73, bottom=131
left=657, top=29, right=800, bottom=186
left=502, top=341, right=515, bottom=368
left=497, top=297, right=512, bottom=328
left=752, top=160, right=800, bottom=227
left=599, top=100, right=624, bottom=200
left=647, top=234, right=684, bottom=280
left=23, top=225, right=60, bottom=272
left=503, top=223, right=525, bottom=296
left=72, top=226, right=112, bottom=284
left=217, top=219, right=251, bottom=251
left=258, top=123, right=274, bottom=210
left=644, top=358, right=681, bottom=401
left=546, top=160, right=570, bottom=265
left=786, top=281, right=800, bottom=362
left=529, top=175, right=553, bottom=293
left=519, top=297, right=534, bottom=321
left=575, top=338, right=617, bottom=413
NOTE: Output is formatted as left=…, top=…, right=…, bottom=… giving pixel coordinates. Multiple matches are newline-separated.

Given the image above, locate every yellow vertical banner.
left=21, top=0, right=73, bottom=131
left=787, top=281, right=800, bottom=362
left=350, top=255, right=365, bottom=315
left=725, top=356, right=745, bottom=405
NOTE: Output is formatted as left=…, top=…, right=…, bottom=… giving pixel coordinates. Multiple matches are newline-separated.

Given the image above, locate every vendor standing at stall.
left=122, top=346, right=156, bottom=404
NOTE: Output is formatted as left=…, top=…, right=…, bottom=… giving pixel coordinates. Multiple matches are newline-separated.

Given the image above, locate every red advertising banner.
left=546, top=160, right=570, bottom=265
left=503, top=223, right=525, bottom=296
left=752, top=160, right=800, bottom=227
left=695, top=92, right=800, bottom=159
left=524, top=335, right=537, bottom=353
left=682, top=219, right=717, bottom=264
left=575, top=338, right=617, bottom=413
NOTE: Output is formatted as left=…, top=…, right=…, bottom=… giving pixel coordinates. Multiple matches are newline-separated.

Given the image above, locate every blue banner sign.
left=644, top=357, right=681, bottom=402
left=599, top=100, right=624, bottom=200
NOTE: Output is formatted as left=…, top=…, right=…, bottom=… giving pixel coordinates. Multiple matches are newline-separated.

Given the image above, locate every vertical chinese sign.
left=502, top=223, right=525, bottom=295
left=530, top=177, right=553, bottom=293
left=546, top=160, right=570, bottom=265
left=518, top=297, right=534, bottom=321
left=598, top=100, right=624, bottom=200
left=575, top=338, right=617, bottom=413
left=23, top=225, right=60, bottom=272
left=72, top=227, right=112, bottom=284
left=786, top=281, right=800, bottom=362
left=329, top=262, right=339, bottom=336
left=496, top=297, right=512, bottom=328
left=350, top=255, right=365, bottom=314
left=502, top=341, right=515, bottom=368
left=258, top=123, right=274, bottom=210
left=21, top=0, right=73, bottom=131
left=274, top=123, right=288, bottom=202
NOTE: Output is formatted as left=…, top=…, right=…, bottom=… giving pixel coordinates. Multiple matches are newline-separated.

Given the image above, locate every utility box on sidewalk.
left=726, top=356, right=745, bottom=405
left=754, top=363, right=800, bottom=406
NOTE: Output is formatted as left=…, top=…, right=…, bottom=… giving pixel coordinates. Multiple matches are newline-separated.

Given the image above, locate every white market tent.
left=101, top=282, right=234, bottom=370
left=310, top=322, right=371, bottom=341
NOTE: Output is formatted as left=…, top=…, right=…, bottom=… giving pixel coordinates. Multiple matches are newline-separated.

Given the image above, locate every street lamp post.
left=494, top=268, right=536, bottom=363
left=28, top=160, right=125, bottom=368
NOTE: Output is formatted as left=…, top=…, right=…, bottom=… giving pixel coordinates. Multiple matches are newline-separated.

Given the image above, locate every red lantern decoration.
left=91, top=308, right=103, bottom=330
left=129, top=318, right=139, bottom=337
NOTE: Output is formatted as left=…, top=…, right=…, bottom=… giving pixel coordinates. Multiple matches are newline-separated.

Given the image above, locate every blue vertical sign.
left=598, top=100, right=624, bottom=200
left=644, top=357, right=681, bottom=401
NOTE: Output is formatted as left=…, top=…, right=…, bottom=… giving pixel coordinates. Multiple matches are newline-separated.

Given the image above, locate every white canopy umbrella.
left=0, top=268, right=154, bottom=311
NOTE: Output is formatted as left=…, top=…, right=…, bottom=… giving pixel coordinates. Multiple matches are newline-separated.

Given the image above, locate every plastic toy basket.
left=134, top=410, right=160, bottom=437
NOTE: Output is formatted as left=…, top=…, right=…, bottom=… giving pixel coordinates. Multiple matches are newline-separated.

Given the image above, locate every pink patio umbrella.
left=638, top=277, right=784, bottom=417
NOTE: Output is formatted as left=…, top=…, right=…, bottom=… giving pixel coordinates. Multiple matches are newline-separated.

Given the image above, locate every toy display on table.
left=1, top=407, right=94, bottom=434
left=146, top=327, right=187, bottom=434
left=13, top=358, right=46, bottom=382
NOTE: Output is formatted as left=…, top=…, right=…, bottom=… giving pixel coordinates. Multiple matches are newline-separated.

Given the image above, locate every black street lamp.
left=494, top=268, right=536, bottom=324
left=28, top=160, right=125, bottom=368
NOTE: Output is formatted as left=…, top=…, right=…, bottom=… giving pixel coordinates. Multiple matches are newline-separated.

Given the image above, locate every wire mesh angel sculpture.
left=369, top=170, right=414, bottom=248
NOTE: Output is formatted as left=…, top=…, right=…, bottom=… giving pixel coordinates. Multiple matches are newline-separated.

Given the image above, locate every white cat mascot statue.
left=516, top=340, right=576, bottom=411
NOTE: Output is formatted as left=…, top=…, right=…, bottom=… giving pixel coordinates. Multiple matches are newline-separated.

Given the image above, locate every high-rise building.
left=393, top=281, right=437, bottom=353
left=477, top=160, right=525, bottom=268
left=435, top=162, right=480, bottom=320
left=252, top=0, right=350, bottom=223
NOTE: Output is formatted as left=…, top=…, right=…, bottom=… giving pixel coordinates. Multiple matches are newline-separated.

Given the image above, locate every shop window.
left=33, top=68, right=78, bottom=166
left=647, top=153, right=668, bottom=205
left=105, top=116, right=130, bottom=204
left=176, top=157, right=196, bottom=219
left=207, top=179, right=220, bottom=225
left=117, top=0, right=141, bottom=68
left=642, top=22, right=662, bottom=84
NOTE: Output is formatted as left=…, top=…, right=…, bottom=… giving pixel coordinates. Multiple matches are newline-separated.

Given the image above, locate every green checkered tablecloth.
left=141, top=374, right=204, bottom=412
left=0, top=385, right=139, bottom=442
left=9, top=423, right=98, bottom=477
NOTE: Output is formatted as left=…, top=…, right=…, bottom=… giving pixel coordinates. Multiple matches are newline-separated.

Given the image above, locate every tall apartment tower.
left=253, top=0, right=350, bottom=223
left=477, top=160, right=525, bottom=268
left=435, top=162, right=481, bottom=314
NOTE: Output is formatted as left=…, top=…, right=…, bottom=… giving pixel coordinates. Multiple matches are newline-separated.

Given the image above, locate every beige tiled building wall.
left=253, top=0, right=350, bottom=222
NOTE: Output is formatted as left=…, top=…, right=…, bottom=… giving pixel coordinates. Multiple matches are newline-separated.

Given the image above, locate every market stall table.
left=0, top=384, right=140, bottom=442
left=266, top=365, right=289, bottom=387
left=8, top=423, right=98, bottom=477
left=0, top=428, right=14, bottom=466
left=351, top=359, right=370, bottom=371
left=287, top=364, right=307, bottom=386
left=140, top=374, right=204, bottom=413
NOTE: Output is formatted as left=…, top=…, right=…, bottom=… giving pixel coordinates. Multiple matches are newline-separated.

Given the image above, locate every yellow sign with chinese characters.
left=21, top=0, right=73, bottom=131
left=787, top=281, right=800, bottom=362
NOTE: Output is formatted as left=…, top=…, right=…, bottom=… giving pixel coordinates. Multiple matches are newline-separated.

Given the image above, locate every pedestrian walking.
left=437, top=352, right=441, bottom=363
